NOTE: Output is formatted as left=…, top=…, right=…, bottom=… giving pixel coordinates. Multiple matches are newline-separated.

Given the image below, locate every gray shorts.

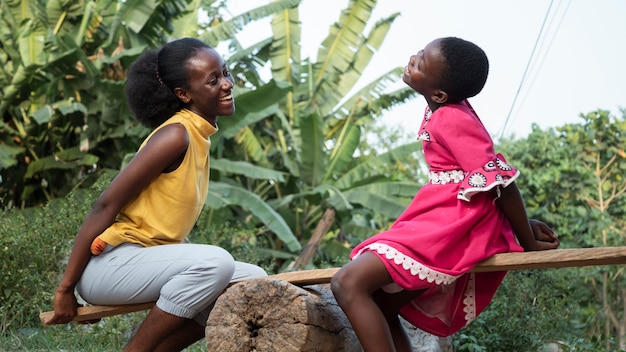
left=76, top=243, right=267, bottom=325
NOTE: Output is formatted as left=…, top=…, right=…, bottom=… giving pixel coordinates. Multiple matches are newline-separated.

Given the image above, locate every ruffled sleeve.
left=457, top=153, right=520, bottom=202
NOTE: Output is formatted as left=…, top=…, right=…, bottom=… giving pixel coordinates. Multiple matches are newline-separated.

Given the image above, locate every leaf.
left=24, top=148, right=99, bottom=178
left=269, top=4, right=301, bottom=83
left=200, top=0, right=301, bottom=46
left=323, top=122, right=361, bottom=183
left=0, top=143, right=24, bottom=169
left=232, top=126, right=269, bottom=167
left=205, top=182, right=301, bottom=251
left=218, top=79, right=292, bottom=139
left=299, top=113, right=326, bottom=186
left=334, top=142, right=422, bottom=189
left=118, top=0, right=160, bottom=34
left=269, top=184, right=352, bottom=211
left=333, top=181, right=418, bottom=218
left=211, top=158, right=285, bottom=182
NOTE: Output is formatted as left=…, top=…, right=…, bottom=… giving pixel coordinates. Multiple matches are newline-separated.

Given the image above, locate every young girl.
left=331, top=37, right=560, bottom=352
left=43, top=38, right=267, bottom=351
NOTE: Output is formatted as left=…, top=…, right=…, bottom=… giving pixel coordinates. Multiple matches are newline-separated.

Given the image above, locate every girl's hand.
left=528, top=219, right=560, bottom=251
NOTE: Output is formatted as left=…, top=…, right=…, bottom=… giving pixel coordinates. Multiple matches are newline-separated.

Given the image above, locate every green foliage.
left=491, top=109, right=626, bottom=349
left=455, top=269, right=598, bottom=352
left=498, top=109, right=626, bottom=248
left=0, top=0, right=187, bottom=208
left=2, top=0, right=423, bottom=266
left=204, top=0, right=421, bottom=250
left=191, top=209, right=287, bottom=274
left=0, top=169, right=285, bottom=348
left=0, top=169, right=113, bottom=333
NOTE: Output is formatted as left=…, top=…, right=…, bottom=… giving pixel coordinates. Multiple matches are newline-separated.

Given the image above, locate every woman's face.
left=179, top=48, right=235, bottom=125
left=402, top=38, right=447, bottom=104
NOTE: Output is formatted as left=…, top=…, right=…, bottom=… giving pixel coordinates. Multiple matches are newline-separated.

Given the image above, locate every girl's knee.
left=331, top=267, right=354, bottom=302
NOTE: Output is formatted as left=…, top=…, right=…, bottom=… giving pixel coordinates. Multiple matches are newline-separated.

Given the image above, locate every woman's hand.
left=527, top=219, right=560, bottom=251
left=43, top=289, right=79, bottom=325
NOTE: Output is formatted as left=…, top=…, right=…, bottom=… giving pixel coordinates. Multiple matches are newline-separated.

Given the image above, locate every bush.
left=190, top=212, right=288, bottom=275
left=454, top=268, right=601, bottom=351
left=0, top=170, right=115, bottom=333
left=0, top=168, right=282, bottom=349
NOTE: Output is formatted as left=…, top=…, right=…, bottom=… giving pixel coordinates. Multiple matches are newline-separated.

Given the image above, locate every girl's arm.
left=44, top=124, right=189, bottom=324
left=494, top=182, right=559, bottom=251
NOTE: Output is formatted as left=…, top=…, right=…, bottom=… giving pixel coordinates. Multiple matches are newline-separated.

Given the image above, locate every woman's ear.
left=431, top=89, right=448, bottom=104
left=174, top=87, right=191, bottom=104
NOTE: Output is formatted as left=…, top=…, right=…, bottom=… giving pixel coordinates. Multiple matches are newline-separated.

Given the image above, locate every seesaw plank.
left=40, top=247, right=626, bottom=323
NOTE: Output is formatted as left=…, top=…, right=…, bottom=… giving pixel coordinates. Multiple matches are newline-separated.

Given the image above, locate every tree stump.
left=206, top=278, right=452, bottom=352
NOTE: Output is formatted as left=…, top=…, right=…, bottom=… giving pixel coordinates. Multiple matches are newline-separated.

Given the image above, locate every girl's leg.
left=331, top=251, right=397, bottom=352
left=331, top=251, right=424, bottom=352
left=373, top=288, right=425, bottom=352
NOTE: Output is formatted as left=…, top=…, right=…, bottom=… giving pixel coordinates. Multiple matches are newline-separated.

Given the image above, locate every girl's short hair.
left=438, top=37, right=489, bottom=103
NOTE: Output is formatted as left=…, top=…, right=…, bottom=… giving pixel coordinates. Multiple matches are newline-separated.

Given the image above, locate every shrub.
left=0, top=170, right=115, bottom=333
left=454, top=268, right=600, bottom=351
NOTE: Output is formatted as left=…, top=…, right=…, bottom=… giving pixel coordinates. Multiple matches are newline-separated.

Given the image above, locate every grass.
left=0, top=312, right=207, bottom=351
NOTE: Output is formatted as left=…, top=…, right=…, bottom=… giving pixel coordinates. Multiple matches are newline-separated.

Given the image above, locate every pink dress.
left=350, top=100, right=524, bottom=337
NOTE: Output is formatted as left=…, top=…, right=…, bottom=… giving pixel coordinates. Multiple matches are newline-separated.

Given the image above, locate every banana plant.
left=200, top=0, right=423, bottom=260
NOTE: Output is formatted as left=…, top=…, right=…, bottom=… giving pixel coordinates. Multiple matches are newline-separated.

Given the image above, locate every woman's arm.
left=494, top=182, right=559, bottom=252
left=44, top=124, right=189, bottom=324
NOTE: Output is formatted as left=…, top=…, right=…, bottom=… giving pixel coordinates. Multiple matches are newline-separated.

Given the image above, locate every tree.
left=0, top=0, right=305, bottom=250
left=499, top=109, right=626, bottom=349
left=0, top=0, right=192, bottom=208
left=1, top=0, right=424, bottom=265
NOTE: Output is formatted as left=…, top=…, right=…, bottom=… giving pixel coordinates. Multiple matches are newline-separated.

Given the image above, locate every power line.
left=513, top=0, right=571, bottom=125
left=499, top=0, right=555, bottom=139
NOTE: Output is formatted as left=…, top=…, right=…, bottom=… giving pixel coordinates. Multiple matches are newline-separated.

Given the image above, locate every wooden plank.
left=40, top=302, right=155, bottom=324
left=40, top=247, right=626, bottom=323
left=472, top=246, right=626, bottom=272
left=270, top=267, right=339, bottom=285
left=273, top=247, right=626, bottom=283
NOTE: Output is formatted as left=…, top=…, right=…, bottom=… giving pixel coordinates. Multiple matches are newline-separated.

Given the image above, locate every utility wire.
left=500, top=0, right=555, bottom=139
left=514, top=0, right=571, bottom=123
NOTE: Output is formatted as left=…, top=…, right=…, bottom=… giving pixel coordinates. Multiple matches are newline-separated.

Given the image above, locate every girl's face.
left=403, top=38, right=448, bottom=107
left=177, top=48, right=235, bottom=126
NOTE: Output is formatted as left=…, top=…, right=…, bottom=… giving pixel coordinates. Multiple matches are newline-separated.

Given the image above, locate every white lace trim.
left=462, top=273, right=477, bottom=326
left=359, top=243, right=458, bottom=285
left=358, top=242, right=477, bottom=327
left=428, top=170, right=466, bottom=184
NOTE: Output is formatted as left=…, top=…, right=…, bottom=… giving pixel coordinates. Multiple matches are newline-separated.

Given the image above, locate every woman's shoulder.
left=141, top=120, right=189, bottom=152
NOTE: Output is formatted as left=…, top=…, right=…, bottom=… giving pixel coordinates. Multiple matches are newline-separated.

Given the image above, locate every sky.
left=223, top=0, right=626, bottom=139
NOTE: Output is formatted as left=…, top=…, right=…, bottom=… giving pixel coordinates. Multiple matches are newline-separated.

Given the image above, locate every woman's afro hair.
left=125, top=38, right=211, bottom=128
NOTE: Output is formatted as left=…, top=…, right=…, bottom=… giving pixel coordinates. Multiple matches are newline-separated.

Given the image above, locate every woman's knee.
left=232, top=262, right=267, bottom=282
left=198, top=250, right=236, bottom=284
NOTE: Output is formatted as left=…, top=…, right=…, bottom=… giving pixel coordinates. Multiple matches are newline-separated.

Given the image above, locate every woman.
left=44, top=38, right=267, bottom=352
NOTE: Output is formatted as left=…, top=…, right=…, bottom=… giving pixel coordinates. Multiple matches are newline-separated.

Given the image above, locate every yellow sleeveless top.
left=91, top=109, right=216, bottom=253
